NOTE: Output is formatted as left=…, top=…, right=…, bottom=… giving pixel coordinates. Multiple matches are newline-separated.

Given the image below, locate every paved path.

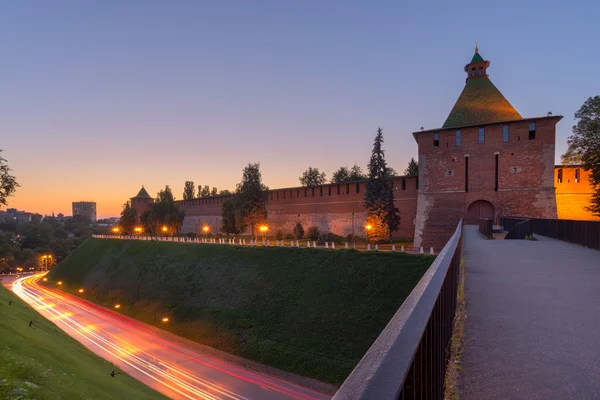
left=460, top=226, right=600, bottom=400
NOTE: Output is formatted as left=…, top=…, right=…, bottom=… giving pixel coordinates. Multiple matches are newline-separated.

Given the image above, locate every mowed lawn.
left=47, top=238, right=434, bottom=385
left=0, top=283, right=166, bottom=400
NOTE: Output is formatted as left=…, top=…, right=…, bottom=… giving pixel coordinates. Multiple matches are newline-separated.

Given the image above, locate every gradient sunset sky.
left=2, top=1, right=599, bottom=218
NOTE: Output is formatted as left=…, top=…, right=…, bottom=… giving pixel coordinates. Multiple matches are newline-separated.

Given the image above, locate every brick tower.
left=130, top=186, right=154, bottom=220
left=412, top=46, right=563, bottom=249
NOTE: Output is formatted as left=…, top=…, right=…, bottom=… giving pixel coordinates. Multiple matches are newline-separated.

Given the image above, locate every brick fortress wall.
left=175, top=176, right=419, bottom=240
left=555, top=166, right=599, bottom=221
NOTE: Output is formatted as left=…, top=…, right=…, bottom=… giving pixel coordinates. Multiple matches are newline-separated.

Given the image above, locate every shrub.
left=318, top=233, right=344, bottom=245
left=293, top=222, right=305, bottom=239
left=345, top=234, right=365, bottom=244
left=186, top=232, right=197, bottom=239
left=275, top=230, right=284, bottom=240
left=284, top=233, right=294, bottom=240
left=306, top=226, right=320, bottom=241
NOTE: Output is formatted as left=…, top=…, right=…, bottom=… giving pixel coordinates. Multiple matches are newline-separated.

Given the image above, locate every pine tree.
left=119, top=202, right=137, bottom=234
left=404, top=158, right=419, bottom=176
left=364, top=128, right=400, bottom=240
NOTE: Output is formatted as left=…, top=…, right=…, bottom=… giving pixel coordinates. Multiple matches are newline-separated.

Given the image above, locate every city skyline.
left=3, top=1, right=599, bottom=218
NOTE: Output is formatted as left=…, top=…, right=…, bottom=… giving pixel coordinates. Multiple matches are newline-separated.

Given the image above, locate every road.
left=12, top=274, right=332, bottom=400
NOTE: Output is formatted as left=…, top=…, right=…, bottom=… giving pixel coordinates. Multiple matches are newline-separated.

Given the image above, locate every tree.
left=211, top=187, right=218, bottom=196
left=563, top=96, right=600, bottom=216
left=200, top=185, right=211, bottom=197
left=364, top=128, right=400, bottom=240
left=236, top=163, right=268, bottom=238
left=292, top=222, right=305, bottom=239
left=0, top=150, right=19, bottom=206
left=183, top=181, right=195, bottom=200
left=219, top=189, right=232, bottom=196
left=349, top=165, right=367, bottom=181
left=404, top=158, right=419, bottom=176
left=299, top=167, right=326, bottom=186
left=119, top=202, right=137, bottom=234
left=365, top=214, right=390, bottom=243
left=141, top=186, right=185, bottom=235
left=221, top=197, right=242, bottom=235
left=331, top=166, right=350, bottom=183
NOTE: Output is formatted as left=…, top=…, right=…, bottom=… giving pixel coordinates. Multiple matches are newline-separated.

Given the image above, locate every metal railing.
left=332, top=220, right=463, bottom=400
left=501, top=217, right=533, bottom=240
left=502, top=217, right=600, bottom=250
left=478, top=218, right=493, bottom=239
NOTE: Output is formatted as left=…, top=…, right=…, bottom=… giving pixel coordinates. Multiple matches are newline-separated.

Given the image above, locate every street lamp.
left=365, top=224, right=372, bottom=243
left=112, top=227, right=120, bottom=234
left=42, top=254, right=53, bottom=272
left=259, top=225, right=268, bottom=241
left=161, top=226, right=168, bottom=235
left=134, top=226, right=143, bottom=234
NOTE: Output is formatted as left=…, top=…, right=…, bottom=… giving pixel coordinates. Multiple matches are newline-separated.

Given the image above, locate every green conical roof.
left=133, top=186, right=152, bottom=199
left=470, top=52, right=484, bottom=63
left=442, top=76, right=522, bottom=129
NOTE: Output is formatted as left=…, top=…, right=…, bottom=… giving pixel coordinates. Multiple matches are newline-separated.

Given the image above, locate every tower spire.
left=475, top=42, right=478, bottom=53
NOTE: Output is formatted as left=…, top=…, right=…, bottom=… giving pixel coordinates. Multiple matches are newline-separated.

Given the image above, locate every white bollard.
left=367, top=244, right=371, bottom=251
left=313, top=241, right=317, bottom=248
left=243, top=239, right=246, bottom=245
left=401, top=245, right=405, bottom=252
left=353, top=243, right=356, bottom=250
left=345, top=242, right=349, bottom=249
left=430, top=247, right=434, bottom=255
left=325, top=242, right=329, bottom=249
left=332, top=242, right=335, bottom=249
left=375, top=244, right=379, bottom=251
left=392, top=245, right=396, bottom=252
left=420, top=247, right=424, bottom=254
left=307, top=241, right=310, bottom=248
left=290, top=240, right=294, bottom=247
left=276, top=240, right=279, bottom=246
left=296, top=240, right=299, bottom=247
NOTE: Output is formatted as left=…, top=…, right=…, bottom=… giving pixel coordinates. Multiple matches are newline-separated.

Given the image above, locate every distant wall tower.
left=130, top=186, right=154, bottom=220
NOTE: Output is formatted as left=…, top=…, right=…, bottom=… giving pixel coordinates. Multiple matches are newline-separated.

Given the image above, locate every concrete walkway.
left=460, top=226, right=600, bottom=400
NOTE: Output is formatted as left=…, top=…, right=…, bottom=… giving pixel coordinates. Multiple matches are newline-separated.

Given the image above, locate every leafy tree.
left=306, top=226, right=320, bottom=241
left=349, top=165, right=367, bottom=181
left=197, top=184, right=202, bottom=197
left=211, top=187, right=218, bottom=196
left=221, top=197, right=242, bottom=235
left=365, top=214, right=390, bottom=243
left=364, top=128, right=400, bottom=241
left=119, top=202, right=138, bottom=234
left=218, top=189, right=232, bottom=196
left=183, top=181, right=195, bottom=200
left=331, top=167, right=350, bottom=183
left=0, top=150, right=19, bottom=206
left=200, top=185, right=211, bottom=197
left=299, top=167, right=326, bottom=186
left=292, top=222, right=305, bottom=239
left=236, top=163, right=268, bottom=238
left=139, top=186, right=185, bottom=235
left=404, top=158, right=419, bottom=176
left=563, top=96, right=600, bottom=216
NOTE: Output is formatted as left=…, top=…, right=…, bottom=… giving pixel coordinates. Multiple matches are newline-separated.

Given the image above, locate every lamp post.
left=352, top=212, right=355, bottom=242
left=202, top=225, right=210, bottom=240
left=42, top=254, right=53, bottom=272
left=365, top=224, right=372, bottom=244
left=260, top=225, right=268, bottom=241
left=161, top=226, right=168, bottom=236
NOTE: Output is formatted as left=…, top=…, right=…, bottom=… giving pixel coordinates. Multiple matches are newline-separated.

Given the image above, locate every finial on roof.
left=475, top=42, right=479, bottom=53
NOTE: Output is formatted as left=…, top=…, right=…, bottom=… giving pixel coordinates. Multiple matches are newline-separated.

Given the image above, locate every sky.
left=2, top=0, right=599, bottom=218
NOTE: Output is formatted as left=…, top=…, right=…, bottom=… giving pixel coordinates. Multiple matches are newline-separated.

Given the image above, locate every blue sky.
left=2, top=0, right=598, bottom=217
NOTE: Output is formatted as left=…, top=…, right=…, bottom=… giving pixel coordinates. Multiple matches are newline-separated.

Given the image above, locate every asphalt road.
left=12, top=275, right=332, bottom=400
left=460, top=226, right=600, bottom=399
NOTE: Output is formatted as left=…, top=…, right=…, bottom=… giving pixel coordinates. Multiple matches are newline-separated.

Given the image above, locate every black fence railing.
left=518, top=218, right=599, bottom=250
left=478, top=218, right=493, bottom=239
left=501, top=217, right=533, bottom=240
left=332, top=220, right=463, bottom=400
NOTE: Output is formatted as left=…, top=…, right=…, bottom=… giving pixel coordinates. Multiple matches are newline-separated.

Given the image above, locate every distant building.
left=15, top=212, right=32, bottom=224
left=130, top=186, right=154, bottom=221
left=72, top=201, right=97, bottom=222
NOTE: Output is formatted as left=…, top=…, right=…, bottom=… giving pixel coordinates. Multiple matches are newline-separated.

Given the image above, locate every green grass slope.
left=47, top=239, right=434, bottom=385
left=0, top=284, right=166, bottom=400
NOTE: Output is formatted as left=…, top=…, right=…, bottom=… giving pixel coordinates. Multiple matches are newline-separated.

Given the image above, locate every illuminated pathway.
left=12, top=275, right=331, bottom=400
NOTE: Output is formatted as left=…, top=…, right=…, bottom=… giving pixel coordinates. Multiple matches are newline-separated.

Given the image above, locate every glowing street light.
left=161, top=226, right=168, bottom=233
left=259, top=225, right=269, bottom=241
left=162, top=317, right=169, bottom=323
left=365, top=224, right=372, bottom=243
left=42, top=277, right=48, bottom=282
left=114, top=304, right=121, bottom=309
left=78, top=289, right=84, bottom=293
left=202, top=225, right=210, bottom=233
left=41, top=254, right=53, bottom=272
left=134, top=227, right=143, bottom=234
left=112, top=227, right=120, bottom=234
left=57, top=281, right=63, bottom=285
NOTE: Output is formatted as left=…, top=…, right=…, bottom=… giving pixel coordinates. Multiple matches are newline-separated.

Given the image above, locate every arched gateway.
left=465, top=200, right=495, bottom=225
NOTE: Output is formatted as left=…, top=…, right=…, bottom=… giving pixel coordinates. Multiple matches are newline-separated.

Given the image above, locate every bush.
left=345, top=234, right=365, bottom=244
left=306, top=226, right=320, bottom=241
left=284, top=233, right=294, bottom=240
left=293, top=222, right=305, bottom=239
left=317, top=233, right=344, bottom=245
left=275, top=230, right=284, bottom=240
left=186, top=232, right=197, bottom=239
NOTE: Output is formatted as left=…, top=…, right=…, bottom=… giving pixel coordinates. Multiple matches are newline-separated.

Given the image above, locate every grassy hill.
left=0, top=283, right=166, bottom=400
left=47, top=238, right=434, bottom=385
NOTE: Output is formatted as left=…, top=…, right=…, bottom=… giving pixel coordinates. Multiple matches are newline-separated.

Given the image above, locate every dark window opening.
left=471, top=67, right=476, bottom=71
left=312, top=187, right=315, bottom=197
left=297, top=189, right=300, bottom=198
left=346, top=183, right=350, bottom=194
left=416, top=176, right=419, bottom=190
left=456, top=130, right=461, bottom=146
left=503, top=124, right=509, bottom=142
left=433, top=132, right=439, bottom=147
left=270, top=192, right=273, bottom=201
left=465, top=156, right=469, bottom=192
left=402, top=178, right=406, bottom=190
left=277, top=191, right=279, bottom=200
left=337, top=184, right=340, bottom=195
left=495, top=154, right=499, bottom=191
left=319, top=187, right=323, bottom=196
left=575, top=169, right=580, bottom=183
left=478, top=127, right=485, bottom=144
left=328, top=186, right=331, bottom=196
left=558, top=169, right=563, bottom=183
left=529, top=122, right=536, bottom=140
left=304, top=188, right=307, bottom=197
left=356, top=182, right=360, bottom=193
